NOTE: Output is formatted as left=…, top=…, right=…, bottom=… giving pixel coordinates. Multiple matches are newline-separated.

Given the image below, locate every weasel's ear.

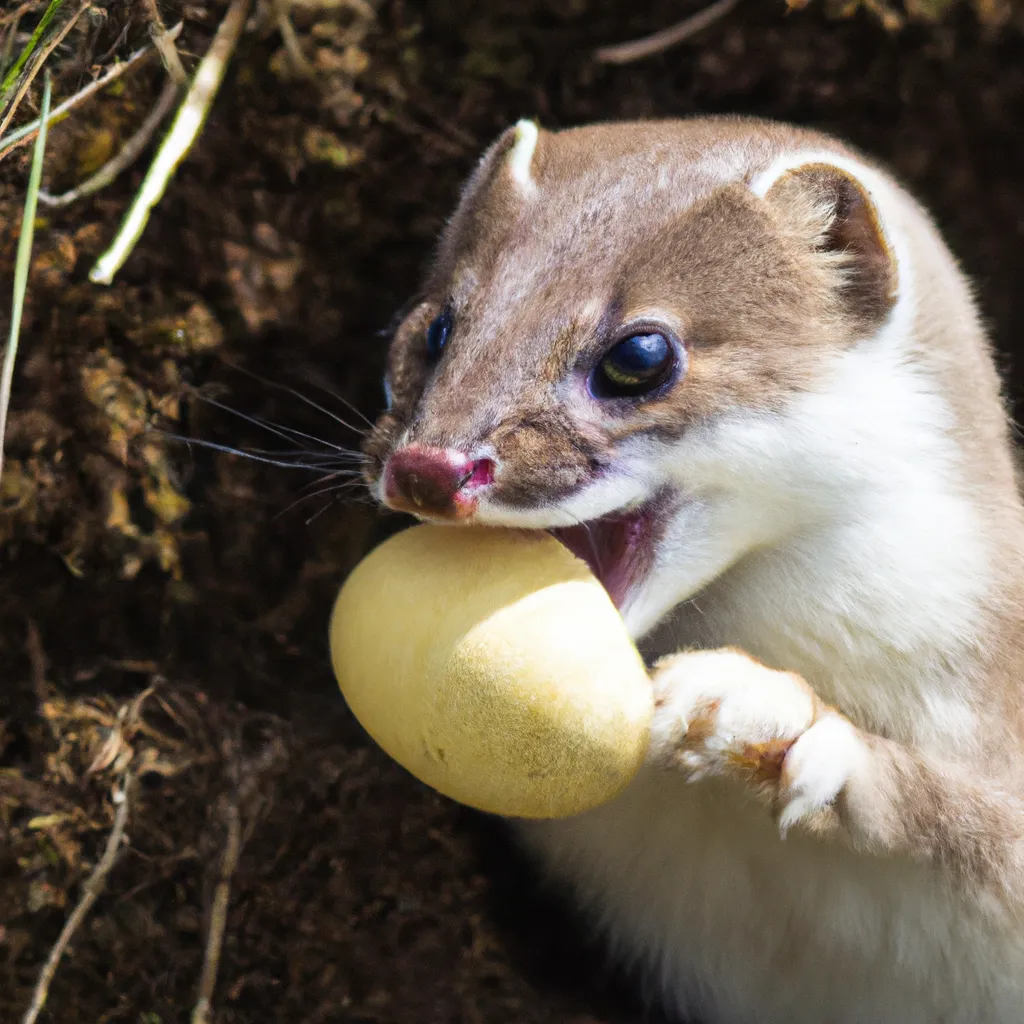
left=429, top=120, right=543, bottom=284
left=460, top=119, right=543, bottom=206
left=757, top=161, right=899, bottom=332
left=504, top=119, right=541, bottom=194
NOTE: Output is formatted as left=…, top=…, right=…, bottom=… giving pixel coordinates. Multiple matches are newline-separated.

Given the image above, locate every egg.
left=328, top=524, right=653, bottom=819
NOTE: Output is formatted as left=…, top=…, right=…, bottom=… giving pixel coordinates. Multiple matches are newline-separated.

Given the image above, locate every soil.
left=1, top=1, right=1023, bottom=1021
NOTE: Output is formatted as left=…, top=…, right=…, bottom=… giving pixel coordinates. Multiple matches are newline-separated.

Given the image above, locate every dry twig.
left=40, top=78, right=179, bottom=207
left=594, top=0, right=742, bottom=64
left=0, top=21, right=19, bottom=83
left=273, top=0, right=317, bottom=78
left=191, top=789, right=242, bottom=1024
left=21, top=773, right=134, bottom=1024
left=0, top=0, right=89, bottom=141
left=25, top=620, right=50, bottom=705
left=90, top=0, right=254, bottom=285
left=144, top=0, right=188, bottom=85
left=191, top=740, right=284, bottom=1024
left=0, top=22, right=181, bottom=161
left=0, top=4, right=39, bottom=30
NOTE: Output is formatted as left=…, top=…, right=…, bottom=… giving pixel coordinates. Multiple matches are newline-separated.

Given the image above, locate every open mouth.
left=548, top=499, right=665, bottom=610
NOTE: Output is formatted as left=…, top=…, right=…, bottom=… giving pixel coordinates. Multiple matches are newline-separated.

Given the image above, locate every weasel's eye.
left=591, top=332, right=675, bottom=398
left=425, top=308, right=453, bottom=362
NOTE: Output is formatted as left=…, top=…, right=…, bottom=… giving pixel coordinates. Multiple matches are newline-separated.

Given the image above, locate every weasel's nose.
left=383, top=444, right=494, bottom=520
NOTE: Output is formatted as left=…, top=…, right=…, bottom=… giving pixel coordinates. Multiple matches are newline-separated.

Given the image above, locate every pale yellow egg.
left=328, top=524, right=653, bottom=819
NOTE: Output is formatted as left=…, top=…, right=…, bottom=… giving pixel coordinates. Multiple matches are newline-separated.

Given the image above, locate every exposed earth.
left=1, top=1, right=1022, bottom=1020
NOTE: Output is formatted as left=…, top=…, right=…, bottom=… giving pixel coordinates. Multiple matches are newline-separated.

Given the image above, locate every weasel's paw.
left=648, top=648, right=865, bottom=834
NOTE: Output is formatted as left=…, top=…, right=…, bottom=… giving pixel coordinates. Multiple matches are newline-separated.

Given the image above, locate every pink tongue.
left=550, top=515, right=641, bottom=609
left=551, top=526, right=602, bottom=575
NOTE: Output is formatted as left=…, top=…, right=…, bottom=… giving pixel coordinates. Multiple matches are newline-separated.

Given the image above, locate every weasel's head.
left=364, top=117, right=907, bottom=638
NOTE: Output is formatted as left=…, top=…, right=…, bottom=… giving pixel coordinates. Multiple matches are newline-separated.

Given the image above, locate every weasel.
left=362, top=116, right=1024, bottom=1024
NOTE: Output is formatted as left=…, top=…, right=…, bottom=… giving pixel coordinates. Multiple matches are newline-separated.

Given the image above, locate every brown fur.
left=365, top=117, right=902, bottom=511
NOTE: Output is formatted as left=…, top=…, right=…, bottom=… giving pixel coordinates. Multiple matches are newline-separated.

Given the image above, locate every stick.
left=143, top=0, right=188, bottom=86
left=594, top=0, right=742, bottom=64
left=0, top=4, right=41, bottom=30
left=191, top=740, right=283, bottom=1024
left=0, top=72, right=50, bottom=489
left=89, top=0, right=253, bottom=286
left=39, top=77, right=179, bottom=207
left=0, top=9, right=29, bottom=84
left=273, top=0, right=316, bottom=78
left=21, top=773, right=133, bottom=1024
left=190, top=790, right=242, bottom=1024
left=0, top=1, right=87, bottom=142
left=0, top=23, right=182, bottom=162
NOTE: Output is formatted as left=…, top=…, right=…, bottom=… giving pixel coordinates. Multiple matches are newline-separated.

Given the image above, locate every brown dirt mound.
left=1, top=1, right=1023, bottom=1021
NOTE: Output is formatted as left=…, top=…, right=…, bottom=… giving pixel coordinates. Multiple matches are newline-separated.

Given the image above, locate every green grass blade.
left=0, top=14, right=20, bottom=83
left=0, top=0, right=64, bottom=106
left=0, top=70, right=51, bottom=485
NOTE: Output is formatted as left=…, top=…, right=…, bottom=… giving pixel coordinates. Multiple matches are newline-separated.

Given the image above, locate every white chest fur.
left=517, top=768, right=1024, bottom=1024
left=513, top=314, right=1019, bottom=1023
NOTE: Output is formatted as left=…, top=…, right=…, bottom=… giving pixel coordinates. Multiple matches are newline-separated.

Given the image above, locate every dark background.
left=0, top=1, right=1022, bottom=1020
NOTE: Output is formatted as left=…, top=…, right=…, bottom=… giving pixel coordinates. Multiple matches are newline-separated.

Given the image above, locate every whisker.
left=270, top=384, right=370, bottom=439
left=236, top=445, right=367, bottom=465
left=273, top=478, right=368, bottom=520
left=298, top=478, right=368, bottom=504
left=216, top=360, right=371, bottom=438
left=305, top=496, right=342, bottom=526
left=295, top=469, right=364, bottom=494
left=294, top=372, right=376, bottom=430
left=251, top=421, right=367, bottom=457
left=184, top=390, right=312, bottom=449
left=152, top=430, right=347, bottom=473
left=564, top=510, right=605, bottom=579
left=186, top=390, right=363, bottom=455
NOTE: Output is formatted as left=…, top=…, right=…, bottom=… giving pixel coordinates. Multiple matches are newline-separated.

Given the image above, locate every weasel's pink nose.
left=383, top=444, right=494, bottom=520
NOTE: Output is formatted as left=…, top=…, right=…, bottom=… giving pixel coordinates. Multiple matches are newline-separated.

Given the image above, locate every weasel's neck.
left=644, top=392, right=1024, bottom=749
left=671, top=520, right=986, bottom=741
